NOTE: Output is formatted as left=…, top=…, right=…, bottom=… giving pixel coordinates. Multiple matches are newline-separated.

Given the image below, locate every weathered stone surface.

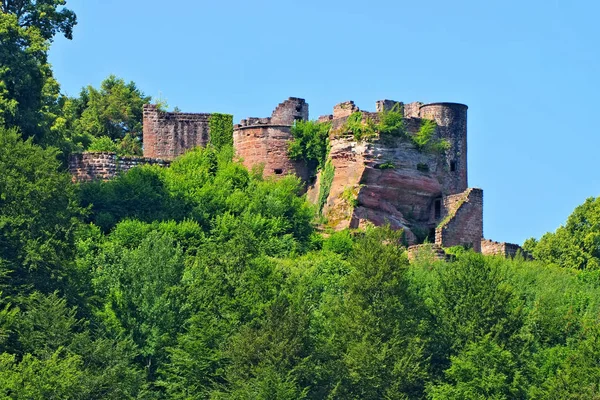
left=69, top=152, right=170, bottom=182
left=407, top=244, right=452, bottom=263
left=233, top=98, right=311, bottom=181
left=481, top=239, right=531, bottom=259
left=143, top=104, right=211, bottom=160
left=436, top=188, right=483, bottom=251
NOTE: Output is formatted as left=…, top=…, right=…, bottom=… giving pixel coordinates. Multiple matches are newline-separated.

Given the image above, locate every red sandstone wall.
left=143, top=104, right=211, bottom=160
left=436, top=188, right=483, bottom=251
left=481, top=239, right=530, bottom=259
left=233, top=126, right=310, bottom=181
left=69, top=152, right=170, bottom=182
left=270, top=98, right=308, bottom=125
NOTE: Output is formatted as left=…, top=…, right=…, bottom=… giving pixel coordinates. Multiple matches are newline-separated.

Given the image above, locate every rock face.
left=308, top=99, right=480, bottom=248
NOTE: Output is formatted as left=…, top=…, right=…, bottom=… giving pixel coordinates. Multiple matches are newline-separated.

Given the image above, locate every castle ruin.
left=69, top=97, right=525, bottom=256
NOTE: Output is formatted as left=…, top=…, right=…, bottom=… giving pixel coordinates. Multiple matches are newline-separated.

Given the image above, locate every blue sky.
left=49, top=0, right=600, bottom=245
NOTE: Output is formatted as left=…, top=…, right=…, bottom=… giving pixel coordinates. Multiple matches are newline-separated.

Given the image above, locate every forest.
left=2, top=1, right=600, bottom=399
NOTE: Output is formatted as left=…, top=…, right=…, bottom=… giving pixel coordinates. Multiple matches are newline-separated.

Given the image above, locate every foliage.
left=342, top=111, right=378, bottom=141
left=72, top=75, right=151, bottom=144
left=413, top=119, right=451, bottom=153
left=376, top=161, right=395, bottom=169
left=1, top=0, right=77, bottom=41
left=525, top=197, right=600, bottom=270
left=209, top=113, right=233, bottom=151
left=87, top=135, right=118, bottom=153
left=0, top=127, right=82, bottom=294
left=341, top=186, right=358, bottom=207
left=377, top=102, right=405, bottom=136
left=86, top=134, right=142, bottom=156
left=0, top=12, right=60, bottom=142
left=289, top=119, right=331, bottom=170
left=317, top=160, right=335, bottom=215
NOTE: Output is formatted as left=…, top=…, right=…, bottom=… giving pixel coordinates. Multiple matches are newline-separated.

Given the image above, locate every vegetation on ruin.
left=317, top=160, right=335, bottom=215
left=208, top=113, right=234, bottom=151
left=288, top=119, right=331, bottom=170
left=3, top=2, right=600, bottom=397
left=338, top=106, right=451, bottom=155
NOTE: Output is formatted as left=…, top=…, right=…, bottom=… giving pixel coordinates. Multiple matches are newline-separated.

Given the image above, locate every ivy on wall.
left=318, top=160, right=335, bottom=215
left=208, top=113, right=233, bottom=151
left=288, top=120, right=331, bottom=170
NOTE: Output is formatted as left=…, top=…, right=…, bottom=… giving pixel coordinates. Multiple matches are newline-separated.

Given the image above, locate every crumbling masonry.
left=69, top=97, right=525, bottom=256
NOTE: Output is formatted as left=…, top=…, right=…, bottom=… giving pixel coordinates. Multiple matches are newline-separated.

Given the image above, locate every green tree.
left=428, top=336, right=529, bottom=400
left=0, top=13, right=61, bottom=142
left=1, top=0, right=77, bottom=40
left=73, top=75, right=151, bottom=144
left=93, top=231, right=187, bottom=379
left=528, top=197, right=600, bottom=270
left=0, top=127, right=82, bottom=294
left=0, top=292, right=144, bottom=399
left=325, top=227, right=429, bottom=399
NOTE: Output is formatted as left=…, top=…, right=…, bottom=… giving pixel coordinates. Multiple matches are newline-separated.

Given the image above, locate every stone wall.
left=233, top=97, right=311, bottom=181
left=435, top=188, right=483, bottom=251
left=481, top=239, right=530, bottom=259
left=270, top=98, right=308, bottom=125
left=143, top=104, right=211, bottom=160
left=233, top=125, right=311, bottom=181
left=69, top=152, right=170, bottom=182
left=407, top=244, right=451, bottom=263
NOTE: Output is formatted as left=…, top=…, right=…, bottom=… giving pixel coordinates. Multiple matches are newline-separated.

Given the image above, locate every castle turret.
left=233, top=98, right=311, bottom=182
left=419, top=103, right=468, bottom=195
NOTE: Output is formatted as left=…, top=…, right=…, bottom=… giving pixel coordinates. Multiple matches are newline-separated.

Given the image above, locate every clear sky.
left=49, top=0, right=600, bottom=245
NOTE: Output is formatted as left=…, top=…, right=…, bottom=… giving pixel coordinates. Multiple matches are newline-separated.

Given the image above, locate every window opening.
left=435, top=199, right=442, bottom=220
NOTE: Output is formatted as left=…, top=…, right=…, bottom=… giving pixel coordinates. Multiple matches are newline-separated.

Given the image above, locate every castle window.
left=274, top=168, right=283, bottom=175
left=435, top=199, right=442, bottom=220
left=450, top=161, right=457, bottom=172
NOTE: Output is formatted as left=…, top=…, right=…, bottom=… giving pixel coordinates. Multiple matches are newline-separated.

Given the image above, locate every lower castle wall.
left=481, top=239, right=529, bottom=258
left=436, top=188, right=483, bottom=252
left=69, top=152, right=170, bottom=182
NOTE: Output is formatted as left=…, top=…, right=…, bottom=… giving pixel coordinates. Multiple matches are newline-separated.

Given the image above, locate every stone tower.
left=233, top=97, right=311, bottom=181
left=419, top=103, right=468, bottom=195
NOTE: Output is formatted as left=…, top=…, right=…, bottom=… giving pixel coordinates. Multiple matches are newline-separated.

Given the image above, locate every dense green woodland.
left=2, top=1, right=600, bottom=399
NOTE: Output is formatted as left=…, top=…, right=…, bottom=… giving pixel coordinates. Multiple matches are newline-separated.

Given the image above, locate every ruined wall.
left=481, top=239, right=530, bottom=259
left=143, top=104, right=211, bottom=160
left=233, top=125, right=311, bottom=181
left=270, top=98, right=308, bottom=125
left=407, top=244, right=451, bottom=263
left=69, top=152, right=170, bottom=182
left=435, top=188, right=483, bottom=251
left=233, top=97, right=311, bottom=181
left=419, top=103, right=468, bottom=195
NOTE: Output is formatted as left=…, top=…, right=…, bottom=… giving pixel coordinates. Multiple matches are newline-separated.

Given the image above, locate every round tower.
left=419, top=103, right=468, bottom=194
left=233, top=98, right=311, bottom=183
